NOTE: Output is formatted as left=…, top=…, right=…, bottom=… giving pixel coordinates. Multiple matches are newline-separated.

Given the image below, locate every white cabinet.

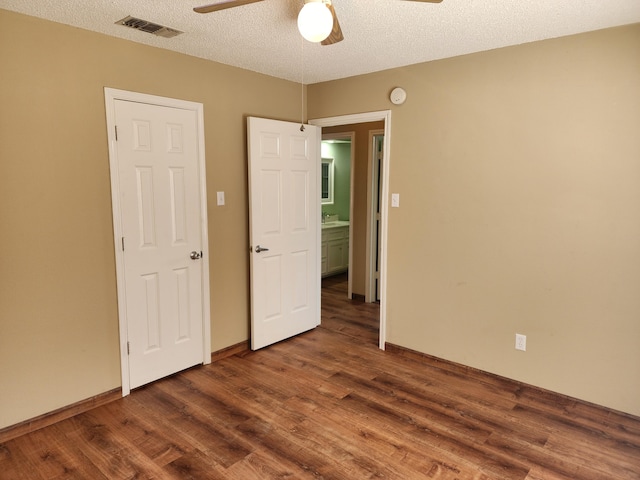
left=321, top=225, right=349, bottom=277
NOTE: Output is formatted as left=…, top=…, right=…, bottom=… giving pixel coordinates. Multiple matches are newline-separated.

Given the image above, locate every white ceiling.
left=2, top=0, right=639, bottom=84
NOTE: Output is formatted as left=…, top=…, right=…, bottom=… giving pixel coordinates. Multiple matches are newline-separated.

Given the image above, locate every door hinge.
left=127, top=341, right=130, bottom=355
left=121, top=237, right=125, bottom=251
left=115, top=125, right=118, bottom=141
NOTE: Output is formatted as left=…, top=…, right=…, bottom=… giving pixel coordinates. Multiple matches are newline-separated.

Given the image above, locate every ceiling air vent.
left=115, top=16, right=183, bottom=38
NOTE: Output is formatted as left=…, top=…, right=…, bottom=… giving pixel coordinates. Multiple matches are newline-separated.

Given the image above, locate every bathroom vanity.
left=321, top=221, right=349, bottom=277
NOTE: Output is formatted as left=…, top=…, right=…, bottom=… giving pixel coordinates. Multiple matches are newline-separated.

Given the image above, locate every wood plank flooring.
left=1, top=273, right=639, bottom=479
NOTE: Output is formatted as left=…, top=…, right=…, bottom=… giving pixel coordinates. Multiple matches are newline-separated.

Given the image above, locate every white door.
left=373, top=134, right=384, bottom=302
left=248, top=117, right=320, bottom=350
left=112, top=97, right=207, bottom=389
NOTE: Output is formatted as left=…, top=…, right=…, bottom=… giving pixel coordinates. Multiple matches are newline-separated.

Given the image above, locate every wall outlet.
left=391, top=193, right=400, bottom=208
left=216, top=191, right=225, bottom=206
left=515, top=333, right=527, bottom=351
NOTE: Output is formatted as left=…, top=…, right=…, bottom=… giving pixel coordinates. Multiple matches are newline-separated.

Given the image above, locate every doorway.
left=321, top=132, right=355, bottom=298
left=310, top=111, right=391, bottom=350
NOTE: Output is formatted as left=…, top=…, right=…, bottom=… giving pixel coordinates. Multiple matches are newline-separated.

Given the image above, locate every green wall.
left=321, top=142, right=351, bottom=221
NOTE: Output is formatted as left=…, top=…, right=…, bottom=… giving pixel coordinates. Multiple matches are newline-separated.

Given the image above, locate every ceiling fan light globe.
left=297, top=2, right=333, bottom=43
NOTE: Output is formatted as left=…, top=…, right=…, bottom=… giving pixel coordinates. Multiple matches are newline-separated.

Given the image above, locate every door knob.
left=255, top=245, right=269, bottom=253
left=190, top=251, right=202, bottom=260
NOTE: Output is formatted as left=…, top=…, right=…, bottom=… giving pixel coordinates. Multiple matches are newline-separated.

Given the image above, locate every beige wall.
left=309, top=24, right=640, bottom=416
left=0, top=9, right=304, bottom=429
left=323, top=122, right=384, bottom=296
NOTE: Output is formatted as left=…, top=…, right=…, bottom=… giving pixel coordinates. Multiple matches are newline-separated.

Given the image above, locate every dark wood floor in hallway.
left=1, top=273, right=639, bottom=479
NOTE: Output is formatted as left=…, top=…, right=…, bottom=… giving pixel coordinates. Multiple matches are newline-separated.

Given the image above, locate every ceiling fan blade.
left=194, top=0, right=264, bottom=14
left=321, top=2, right=344, bottom=46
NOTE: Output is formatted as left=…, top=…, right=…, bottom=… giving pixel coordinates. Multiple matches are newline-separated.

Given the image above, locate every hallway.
left=321, top=273, right=380, bottom=347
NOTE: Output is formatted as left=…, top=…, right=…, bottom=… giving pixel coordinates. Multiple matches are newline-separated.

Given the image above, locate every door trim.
left=104, top=88, right=211, bottom=396
left=310, top=111, right=391, bottom=351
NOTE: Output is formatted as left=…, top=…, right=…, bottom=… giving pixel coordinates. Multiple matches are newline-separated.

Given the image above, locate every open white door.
left=248, top=117, right=321, bottom=350
left=366, top=131, right=384, bottom=303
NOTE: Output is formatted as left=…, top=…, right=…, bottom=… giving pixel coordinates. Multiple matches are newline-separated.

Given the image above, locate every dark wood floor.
left=1, top=273, right=639, bottom=479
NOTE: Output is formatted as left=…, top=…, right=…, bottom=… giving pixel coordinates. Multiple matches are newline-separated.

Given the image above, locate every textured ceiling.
left=1, top=0, right=639, bottom=84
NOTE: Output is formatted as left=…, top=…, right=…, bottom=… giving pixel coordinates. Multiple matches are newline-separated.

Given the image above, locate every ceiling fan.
left=193, top=0, right=443, bottom=46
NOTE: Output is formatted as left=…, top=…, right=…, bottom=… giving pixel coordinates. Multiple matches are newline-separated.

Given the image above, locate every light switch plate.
left=391, top=193, right=400, bottom=208
left=216, top=191, right=225, bottom=206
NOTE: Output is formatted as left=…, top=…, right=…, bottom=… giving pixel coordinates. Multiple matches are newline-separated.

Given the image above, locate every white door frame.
left=104, top=88, right=212, bottom=396
left=321, top=131, right=355, bottom=299
left=310, top=111, right=391, bottom=350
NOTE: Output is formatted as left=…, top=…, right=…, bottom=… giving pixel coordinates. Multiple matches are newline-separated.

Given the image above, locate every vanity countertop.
left=321, top=220, right=350, bottom=230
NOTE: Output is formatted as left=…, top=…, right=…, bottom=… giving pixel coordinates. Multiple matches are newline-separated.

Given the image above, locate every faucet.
left=322, top=211, right=329, bottom=223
